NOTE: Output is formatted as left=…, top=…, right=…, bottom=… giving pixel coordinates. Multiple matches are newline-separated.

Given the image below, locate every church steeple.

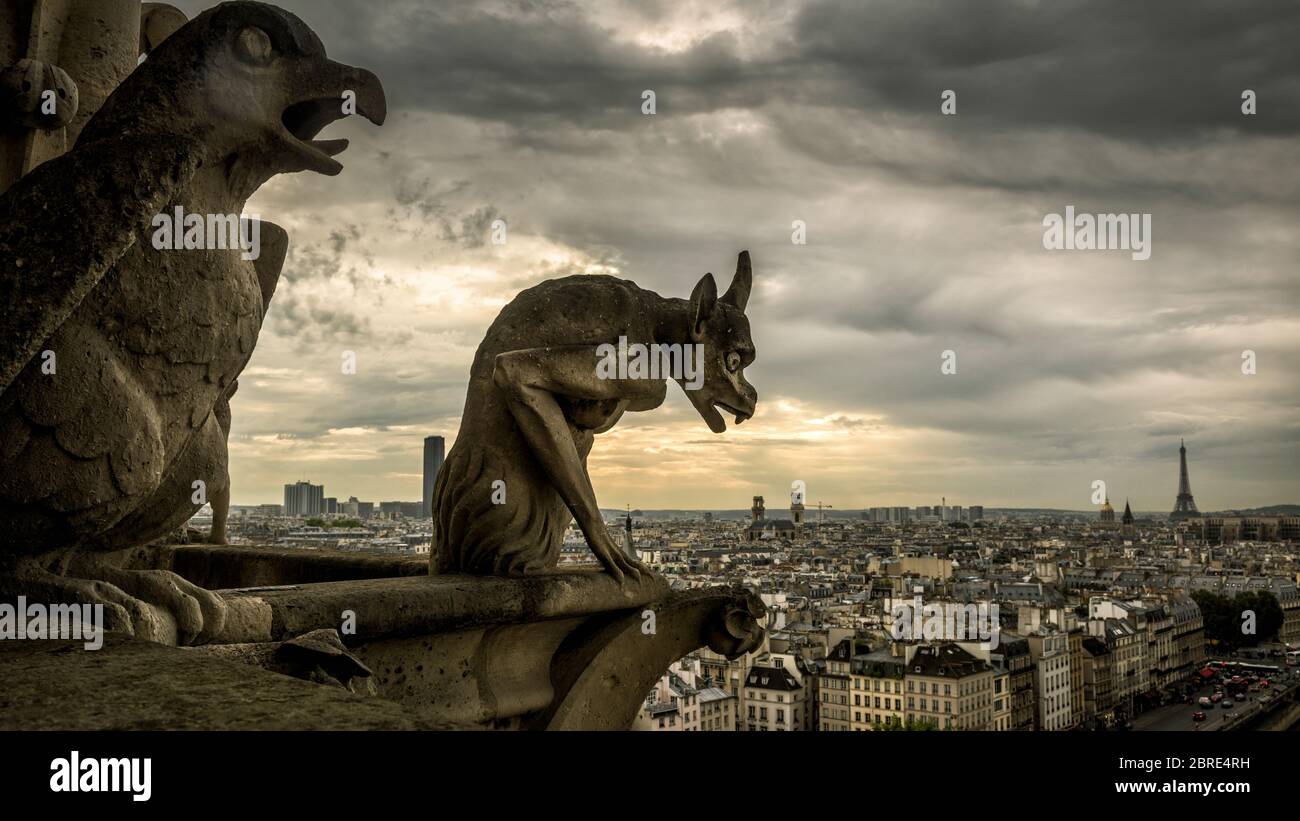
left=622, top=505, right=636, bottom=559
left=1121, top=499, right=1135, bottom=538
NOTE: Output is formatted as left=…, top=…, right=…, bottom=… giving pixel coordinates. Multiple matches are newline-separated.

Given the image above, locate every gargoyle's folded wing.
left=0, top=133, right=201, bottom=395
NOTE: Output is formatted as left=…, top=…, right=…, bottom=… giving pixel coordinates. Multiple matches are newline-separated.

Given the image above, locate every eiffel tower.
left=1170, top=439, right=1200, bottom=520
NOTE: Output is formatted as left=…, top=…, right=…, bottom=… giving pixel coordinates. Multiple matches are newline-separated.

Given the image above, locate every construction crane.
left=813, top=501, right=833, bottom=526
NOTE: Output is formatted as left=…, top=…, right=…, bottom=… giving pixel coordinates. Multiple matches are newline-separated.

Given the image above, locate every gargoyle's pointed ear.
left=721, top=251, right=751, bottom=312
left=689, top=272, right=719, bottom=335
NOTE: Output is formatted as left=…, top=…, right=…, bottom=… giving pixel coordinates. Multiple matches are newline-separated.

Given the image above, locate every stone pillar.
left=0, top=0, right=150, bottom=193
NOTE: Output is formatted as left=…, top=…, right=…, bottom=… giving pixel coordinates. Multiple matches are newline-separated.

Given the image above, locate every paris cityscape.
left=194, top=435, right=1300, bottom=732
left=2, top=1, right=1298, bottom=809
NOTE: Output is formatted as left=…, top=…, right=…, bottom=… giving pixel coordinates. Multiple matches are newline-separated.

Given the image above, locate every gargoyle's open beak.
left=280, top=59, right=386, bottom=176
left=690, top=391, right=756, bottom=434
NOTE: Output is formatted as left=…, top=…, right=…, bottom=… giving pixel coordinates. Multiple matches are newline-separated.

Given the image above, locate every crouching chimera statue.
left=432, top=252, right=758, bottom=585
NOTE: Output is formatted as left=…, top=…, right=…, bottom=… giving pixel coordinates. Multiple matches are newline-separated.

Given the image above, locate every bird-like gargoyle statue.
left=0, top=1, right=385, bottom=644
left=431, top=253, right=758, bottom=586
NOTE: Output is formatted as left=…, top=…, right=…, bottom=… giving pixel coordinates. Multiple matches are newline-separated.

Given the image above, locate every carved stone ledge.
left=2, top=545, right=765, bottom=729
left=210, top=567, right=673, bottom=644
left=126, top=545, right=769, bottom=730
left=539, top=586, right=764, bottom=730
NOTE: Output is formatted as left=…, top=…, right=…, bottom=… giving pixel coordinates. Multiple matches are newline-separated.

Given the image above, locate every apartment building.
left=633, top=670, right=701, bottom=731
left=817, top=638, right=855, bottom=731
left=1168, top=595, right=1206, bottom=677
left=1025, top=629, right=1073, bottom=731
left=957, top=637, right=1029, bottom=731
left=1002, top=636, right=1037, bottom=730
left=1081, top=636, right=1115, bottom=727
left=903, top=643, right=995, bottom=731
left=740, top=657, right=812, bottom=731
left=1068, top=626, right=1086, bottom=728
left=698, top=687, right=737, bottom=731
left=1090, top=617, right=1145, bottom=719
left=990, top=662, right=1013, bottom=731
left=849, top=646, right=907, bottom=730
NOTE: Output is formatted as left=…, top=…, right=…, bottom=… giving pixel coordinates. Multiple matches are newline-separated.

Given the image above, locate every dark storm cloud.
left=441, top=205, right=506, bottom=247
left=270, top=291, right=372, bottom=343
left=792, top=0, right=1300, bottom=139
left=164, top=0, right=1300, bottom=508
left=176, top=0, right=1300, bottom=140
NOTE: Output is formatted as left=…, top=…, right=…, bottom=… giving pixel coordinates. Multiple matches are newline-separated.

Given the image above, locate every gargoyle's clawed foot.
left=616, top=556, right=655, bottom=590
left=1, top=559, right=147, bottom=639
left=591, top=537, right=656, bottom=591
left=62, top=556, right=227, bottom=646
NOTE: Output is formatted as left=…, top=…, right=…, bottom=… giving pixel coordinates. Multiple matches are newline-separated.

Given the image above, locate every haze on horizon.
left=171, top=0, right=1300, bottom=513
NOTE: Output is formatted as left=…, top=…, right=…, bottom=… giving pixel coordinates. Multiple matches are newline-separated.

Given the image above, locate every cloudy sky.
left=173, top=0, right=1300, bottom=512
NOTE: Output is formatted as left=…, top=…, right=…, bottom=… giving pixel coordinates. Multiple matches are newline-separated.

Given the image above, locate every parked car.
left=1222, top=699, right=1235, bottom=708
left=1260, top=679, right=1270, bottom=688
left=1211, top=693, right=1223, bottom=703
left=1192, top=711, right=1206, bottom=722
left=1198, top=696, right=1212, bottom=707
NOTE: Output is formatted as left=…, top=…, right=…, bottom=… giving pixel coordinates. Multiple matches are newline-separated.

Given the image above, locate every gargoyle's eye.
left=725, top=351, right=741, bottom=372
left=235, top=27, right=274, bottom=65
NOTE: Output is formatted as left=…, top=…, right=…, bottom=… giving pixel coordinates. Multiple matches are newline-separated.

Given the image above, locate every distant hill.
left=1203, top=504, right=1300, bottom=516
left=603, top=507, right=1101, bottom=520
left=603, top=506, right=1300, bottom=521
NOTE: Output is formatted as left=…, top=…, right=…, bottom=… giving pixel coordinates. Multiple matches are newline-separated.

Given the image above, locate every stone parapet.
left=12, top=544, right=766, bottom=730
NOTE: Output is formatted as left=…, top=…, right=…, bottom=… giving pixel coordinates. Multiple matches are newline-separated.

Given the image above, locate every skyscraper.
left=284, top=481, right=324, bottom=517
left=422, top=435, right=446, bottom=519
left=1170, top=439, right=1200, bottom=520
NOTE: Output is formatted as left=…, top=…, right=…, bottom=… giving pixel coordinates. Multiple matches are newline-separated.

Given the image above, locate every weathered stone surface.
left=87, top=546, right=764, bottom=729
left=279, top=627, right=373, bottom=680
left=211, top=568, right=672, bottom=644
left=431, top=253, right=757, bottom=584
left=1, top=0, right=141, bottom=188
left=542, top=586, right=765, bottom=729
left=191, top=627, right=374, bottom=692
left=172, top=558, right=759, bottom=729
left=0, top=58, right=79, bottom=130
left=125, top=543, right=429, bottom=589
left=0, top=636, right=440, bottom=730
left=0, top=2, right=385, bottom=645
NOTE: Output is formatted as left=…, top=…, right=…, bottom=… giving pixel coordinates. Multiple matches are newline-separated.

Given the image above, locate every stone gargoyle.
left=431, top=252, right=758, bottom=585
left=0, top=1, right=386, bottom=645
